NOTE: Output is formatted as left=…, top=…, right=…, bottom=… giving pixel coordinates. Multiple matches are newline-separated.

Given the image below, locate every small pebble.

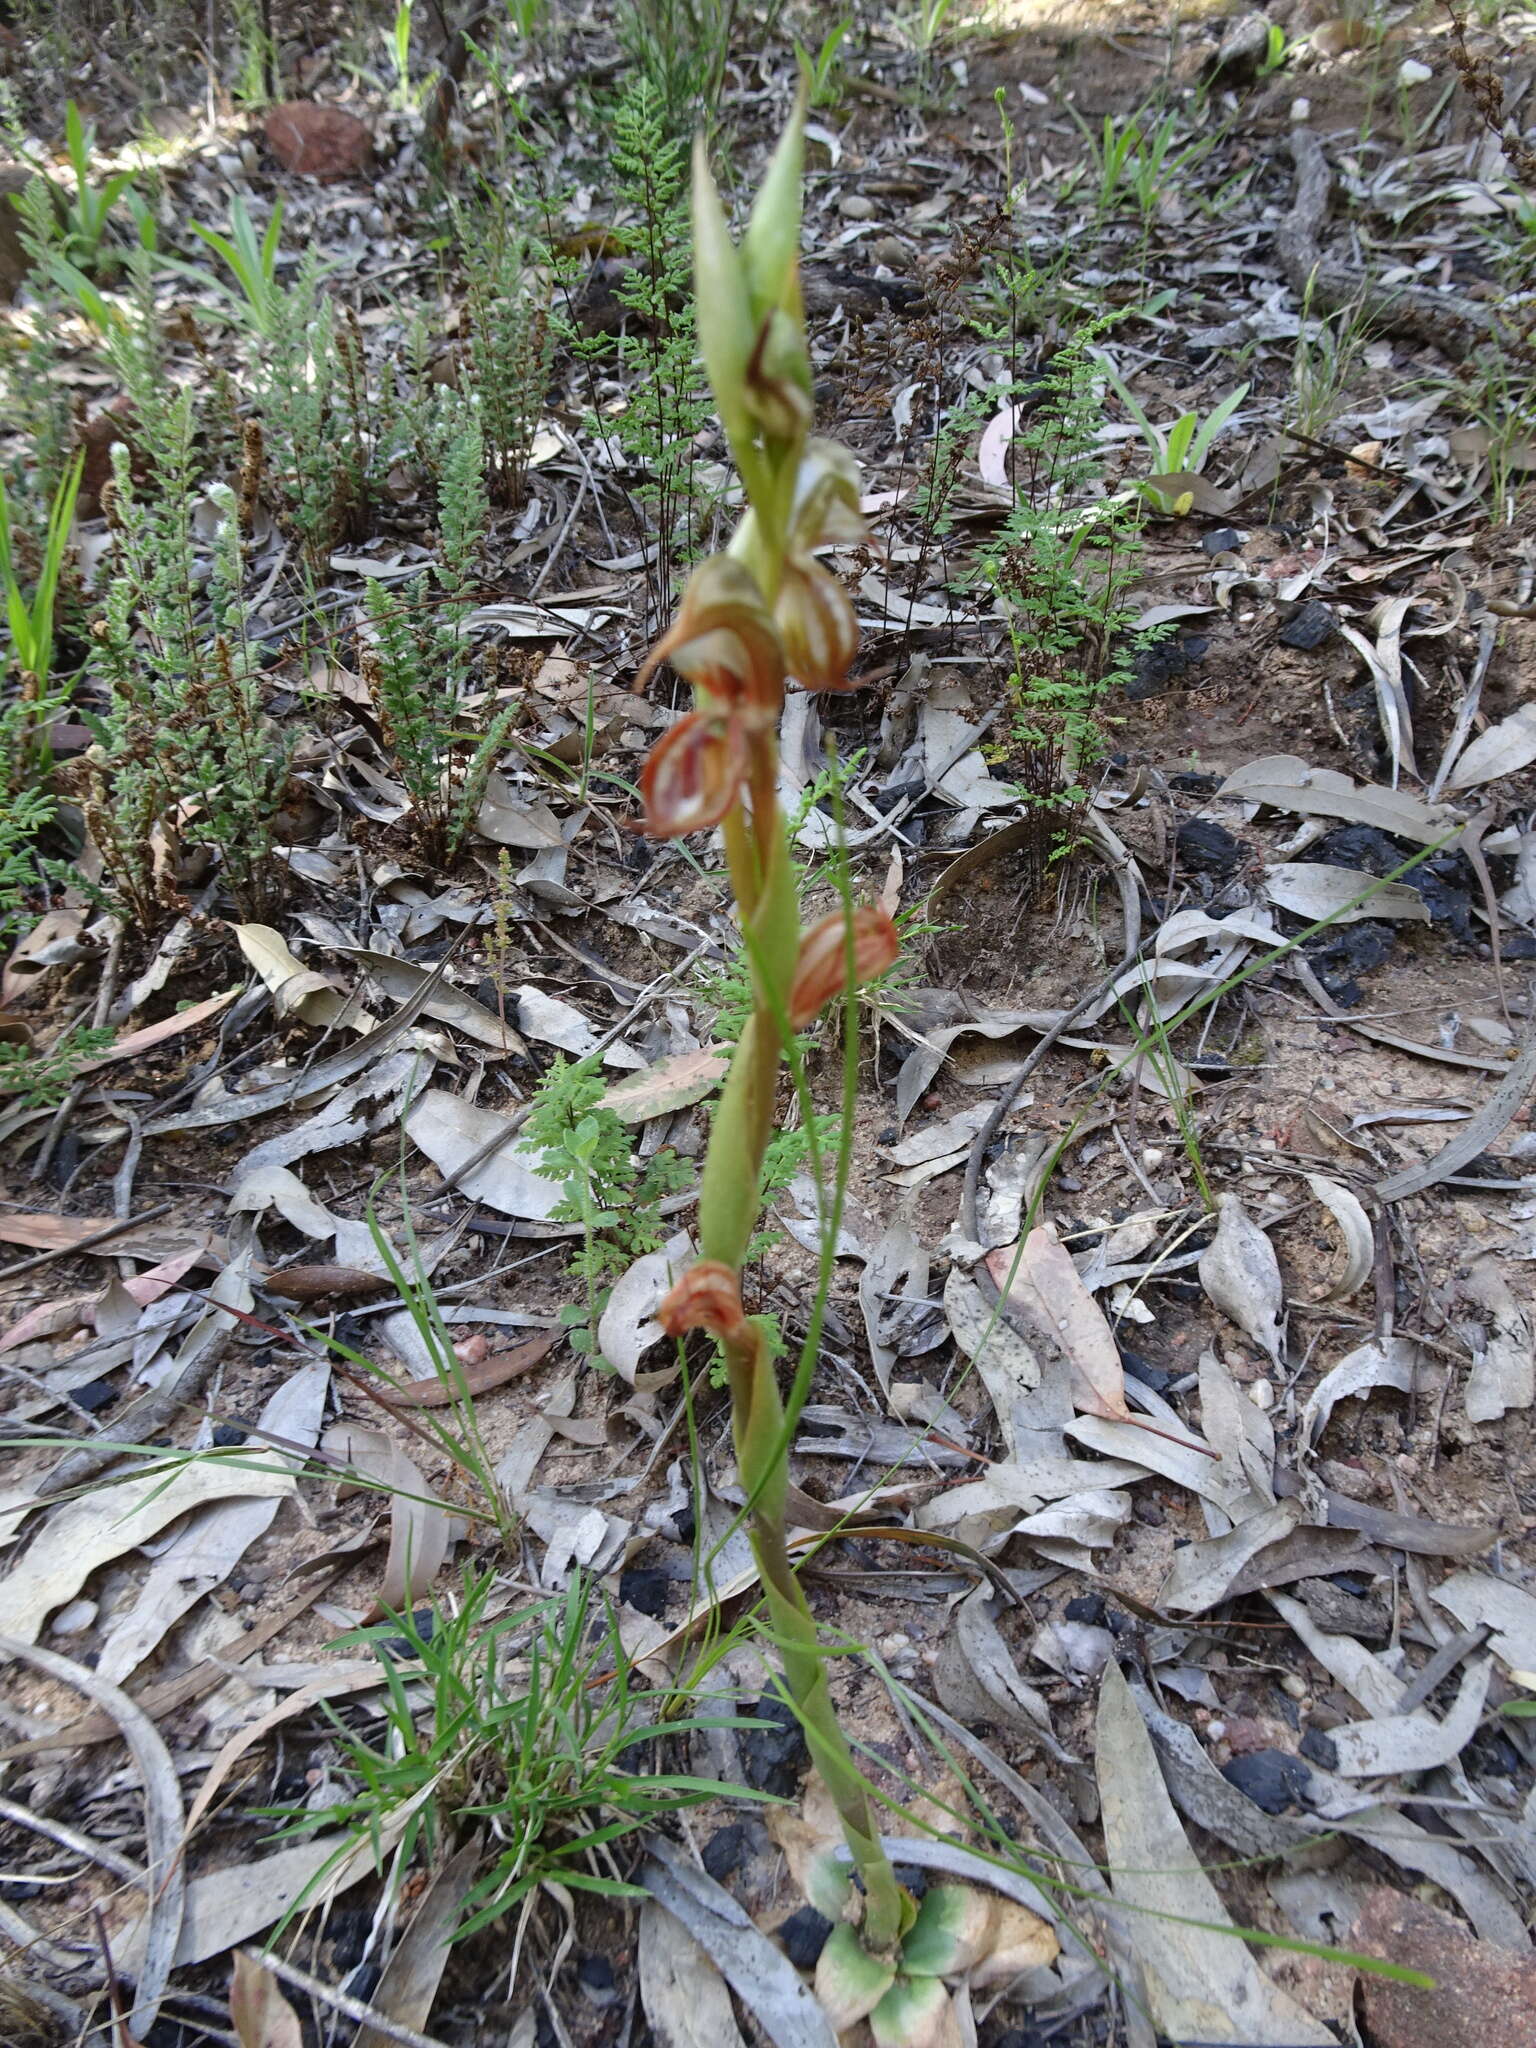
left=51, top=1598, right=97, bottom=1637
left=1250, top=1378, right=1275, bottom=1410
left=838, top=193, right=875, bottom=220
left=1279, top=1671, right=1308, bottom=1701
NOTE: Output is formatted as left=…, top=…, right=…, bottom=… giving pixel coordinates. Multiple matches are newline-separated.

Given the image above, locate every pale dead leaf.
left=333, top=946, right=526, bottom=1054
left=639, top=1897, right=749, bottom=2048
left=405, top=1089, right=567, bottom=1220
left=1445, top=700, right=1536, bottom=793
left=1198, top=1196, right=1284, bottom=1364
left=1263, top=863, right=1430, bottom=924
left=230, top=1950, right=303, bottom=2048
left=1304, top=1174, right=1375, bottom=1301
left=599, top=1048, right=729, bottom=1123
left=355, top=1840, right=481, bottom=2048
left=1217, top=755, right=1460, bottom=845
left=985, top=1224, right=1129, bottom=1422
left=1096, top=1662, right=1332, bottom=2044
left=0, top=1453, right=293, bottom=1645
left=322, top=1424, right=457, bottom=1617
left=230, top=924, right=352, bottom=1028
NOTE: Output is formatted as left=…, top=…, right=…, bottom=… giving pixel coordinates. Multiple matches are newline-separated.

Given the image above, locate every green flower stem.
left=723, top=1318, right=906, bottom=1955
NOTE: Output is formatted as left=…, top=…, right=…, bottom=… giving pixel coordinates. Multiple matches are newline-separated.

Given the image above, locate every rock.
left=1176, top=817, right=1246, bottom=877
left=262, top=102, right=373, bottom=180
left=1126, top=633, right=1209, bottom=700
left=702, top=1823, right=748, bottom=1882
left=1201, top=526, right=1246, bottom=555
left=777, top=1905, right=832, bottom=1969
left=69, top=1378, right=119, bottom=1415
left=739, top=1691, right=807, bottom=1797
left=838, top=192, right=876, bottom=220
left=1296, top=1573, right=1389, bottom=1638
left=1303, top=918, right=1397, bottom=1006
left=1352, top=1887, right=1536, bottom=2048
left=1219, top=1714, right=1294, bottom=1757
left=1278, top=598, right=1337, bottom=649
left=1207, top=13, right=1275, bottom=85
left=617, top=1564, right=670, bottom=1618
left=1219, top=1748, right=1311, bottom=1813
left=50, top=1598, right=97, bottom=1637
left=0, top=164, right=33, bottom=299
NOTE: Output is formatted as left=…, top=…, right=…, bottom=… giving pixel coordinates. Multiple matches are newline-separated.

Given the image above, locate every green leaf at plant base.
left=898, top=1883, right=997, bottom=1976
left=814, top=1923, right=896, bottom=2029
left=869, top=1974, right=962, bottom=2048
left=805, top=1844, right=855, bottom=1920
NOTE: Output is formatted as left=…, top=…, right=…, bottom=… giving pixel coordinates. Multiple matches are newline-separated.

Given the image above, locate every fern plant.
left=518, top=1053, right=690, bottom=1361
left=973, top=334, right=1153, bottom=842
left=563, top=75, right=712, bottom=623
left=246, top=248, right=372, bottom=555
left=83, top=380, right=291, bottom=925
left=455, top=183, right=551, bottom=509
left=360, top=402, right=516, bottom=866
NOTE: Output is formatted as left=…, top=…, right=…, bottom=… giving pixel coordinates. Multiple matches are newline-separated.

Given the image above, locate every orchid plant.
left=628, top=99, right=1060, bottom=2040
left=630, top=100, right=905, bottom=1955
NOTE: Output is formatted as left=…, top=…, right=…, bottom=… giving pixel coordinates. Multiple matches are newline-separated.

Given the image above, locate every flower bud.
left=633, top=554, right=784, bottom=709
left=775, top=557, right=859, bottom=692
left=658, top=1259, right=750, bottom=1343
left=788, top=906, right=900, bottom=1029
left=744, top=307, right=814, bottom=443
left=640, top=711, right=750, bottom=838
left=789, top=439, right=866, bottom=550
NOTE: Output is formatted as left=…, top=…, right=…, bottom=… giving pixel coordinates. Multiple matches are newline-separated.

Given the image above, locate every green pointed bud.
left=742, top=85, right=807, bottom=320
left=814, top=1925, right=897, bottom=2028
left=899, top=1884, right=999, bottom=1978
left=869, top=1976, right=963, bottom=2048
left=692, top=134, right=760, bottom=482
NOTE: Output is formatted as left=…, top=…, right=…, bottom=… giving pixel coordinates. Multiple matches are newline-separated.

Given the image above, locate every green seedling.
left=1098, top=356, right=1249, bottom=513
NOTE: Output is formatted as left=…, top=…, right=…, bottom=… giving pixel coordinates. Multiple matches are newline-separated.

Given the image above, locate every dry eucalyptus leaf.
left=1198, top=1196, right=1284, bottom=1364
left=639, top=1843, right=837, bottom=2048
left=0, top=1452, right=292, bottom=1645
left=230, top=923, right=353, bottom=1028
left=405, top=1089, right=567, bottom=1220
left=97, top=1361, right=330, bottom=1684
left=1263, top=863, right=1430, bottom=924
left=332, top=945, right=526, bottom=1055
left=230, top=1952, right=303, bottom=2048
left=322, top=1423, right=457, bottom=1618
left=984, top=1224, right=1130, bottom=1422
left=228, top=1164, right=338, bottom=1240
left=639, top=1897, right=748, bottom=2048
left=354, top=1840, right=480, bottom=2048
left=1096, top=1661, right=1332, bottom=2045
left=1304, top=1174, right=1375, bottom=1301
left=1301, top=1336, right=1434, bottom=1448
left=1445, top=700, right=1536, bottom=792
left=598, top=1235, right=691, bottom=1383
left=599, top=1048, right=728, bottom=1121
left=1434, top=1569, right=1536, bottom=1676
left=1458, top=1257, right=1535, bottom=1423
left=1218, top=755, right=1460, bottom=845
left=1327, top=1656, right=1492, bottom=1777
left=942, top=1267, right=1041, bottom=1459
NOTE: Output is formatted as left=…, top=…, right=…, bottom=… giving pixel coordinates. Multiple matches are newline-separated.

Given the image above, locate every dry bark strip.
left=1277, top=131, right=1493, bottom=352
